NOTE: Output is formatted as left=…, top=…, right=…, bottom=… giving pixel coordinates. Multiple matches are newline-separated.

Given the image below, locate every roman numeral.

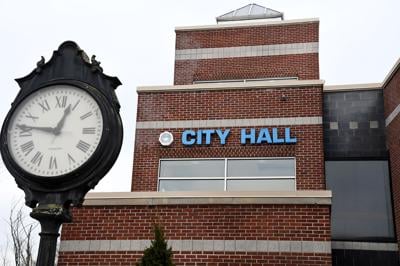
left=25, top=112, right=38, bottom=123
left=72, top=100, right=80, bottom=111
left=80, top=112, right=92, bottom=120
left=19, top=126, right=32, bottom=137
left=55, top=96, right=67, bottom=108
left=76, top=140, right=90, bottom=153
left=38, top=100, right=50, bottom=112
left=82, top=127, right=96, bottom=134
left=67, top=153, right=75, bottom=164
left=31, top=152, right=43, bottom=166
left=20, top=141, right=34, bottom=156
left=49, top=156, right=57, bottom=169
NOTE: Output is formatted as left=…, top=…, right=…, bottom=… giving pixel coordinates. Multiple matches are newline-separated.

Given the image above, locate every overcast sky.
left=0, top=0, right=399, bottom=261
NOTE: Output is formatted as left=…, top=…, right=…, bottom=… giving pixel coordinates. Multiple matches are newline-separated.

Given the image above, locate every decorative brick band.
left=175, top=42, right=318, bottom=61
left=60, top=239, right=331, bottom=254
left=136, top=116, right=322, bottom=129
left=386, top=103, right=400, bottom=127
left=332, top=241, right=398, bottom=251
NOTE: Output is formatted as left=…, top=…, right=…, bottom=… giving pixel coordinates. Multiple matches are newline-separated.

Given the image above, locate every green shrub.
left=137, top=224, right=175, bottom=266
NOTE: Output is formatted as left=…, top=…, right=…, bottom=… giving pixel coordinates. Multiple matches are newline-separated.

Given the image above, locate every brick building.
left=58, top=4, right=400, bottom=265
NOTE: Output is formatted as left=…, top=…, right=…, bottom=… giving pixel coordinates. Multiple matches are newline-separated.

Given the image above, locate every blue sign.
left=181, top=128, right=296, bottom=146
left=182, top=129, right=230, bottom=145
left=241, top=128, right=297, bottom=144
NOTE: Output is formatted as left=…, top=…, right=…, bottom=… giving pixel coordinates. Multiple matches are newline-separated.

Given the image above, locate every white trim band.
left=385, top=103, right=400, bottom=127
left=332, top=241, right=398, bottom=251
left=60, top=239, right=331, bottom=254
left=175, top=42, right=318, bottom=61
left=137, top=79, right=324, bottom=92
left=136, top=116, right=322, bottom=129
left=382, top=57, right=400, bottom=87
left=324, top=83, right=381, bottom=92
left=82, top=191, right=332, bottom=206
left=175, top=18, right=319, bottom=32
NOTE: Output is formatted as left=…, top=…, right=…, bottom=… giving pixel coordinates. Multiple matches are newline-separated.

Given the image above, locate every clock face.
left=7, top=84, right=103, bottom=177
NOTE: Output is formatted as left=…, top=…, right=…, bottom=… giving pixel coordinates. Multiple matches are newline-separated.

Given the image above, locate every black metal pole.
left=30, top=204, right=71, bottom=266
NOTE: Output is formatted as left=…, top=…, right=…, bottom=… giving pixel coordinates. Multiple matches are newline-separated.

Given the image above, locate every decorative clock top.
left=7, top=84, right=103, bottom=177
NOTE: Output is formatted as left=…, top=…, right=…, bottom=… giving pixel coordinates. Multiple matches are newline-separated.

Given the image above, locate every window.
left=326, top=161, right=395, bottom=241
left=158, top=158, right=295, bottom=192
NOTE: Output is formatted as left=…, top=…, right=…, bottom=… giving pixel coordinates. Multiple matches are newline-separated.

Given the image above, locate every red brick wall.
left=133, top=86, right=324, bottom=192
left=59, top=19, right=329, bottom=266
left=61, top=205, right=330, bottom=241
left=174, top=21, right=319, bottom=84
left=137, top=87, right=322, bottom=121
left=58, top=204, right=331, bottom=265
left=174, top=54, right=319, bottom=85
left=175, top=23, right=319, bottom=49
left=133, top=125, right=324, bottom=192
left=58, top=251, right=331, bottom=266
left=383, top=66, right=400, bottom=248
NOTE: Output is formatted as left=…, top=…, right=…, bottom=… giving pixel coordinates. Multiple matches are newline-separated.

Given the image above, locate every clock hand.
left=16, top=124, right=55, bottom=133
left=53, top=104, right=71, bottom=135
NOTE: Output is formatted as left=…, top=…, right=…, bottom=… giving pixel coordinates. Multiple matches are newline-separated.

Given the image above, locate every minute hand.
left=17, top=124, right=55, bottom=133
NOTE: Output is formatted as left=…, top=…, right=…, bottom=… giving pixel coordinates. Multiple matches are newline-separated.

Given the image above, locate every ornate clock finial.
left=35, top=56, right=45, bottom=73
left=91, top=55, right=103, bottom=73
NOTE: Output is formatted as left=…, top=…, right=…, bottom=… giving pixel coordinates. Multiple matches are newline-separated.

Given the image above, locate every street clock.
left=0, top=41, right=122, bottom=265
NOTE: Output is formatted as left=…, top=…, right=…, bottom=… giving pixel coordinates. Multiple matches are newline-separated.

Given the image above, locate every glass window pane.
left=160, top=160, right=225, bottom=177
left=326, top=161, right=395, bottom=240
left=227, top=179, right=295, bottom=191
left=159, top=180, right=224, bottom=192
left=227, top=159, right=295, bottom=177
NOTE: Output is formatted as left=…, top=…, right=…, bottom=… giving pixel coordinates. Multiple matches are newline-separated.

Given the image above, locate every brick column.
left=383, top=61, right=400, bottom=250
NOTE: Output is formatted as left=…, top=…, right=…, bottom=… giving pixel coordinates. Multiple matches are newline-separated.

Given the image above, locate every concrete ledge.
left=60, top=239, right=331, bottom=254
left=137, top=79, right=324, bottom=93
left=83, top=191, right=331, bottom=206
left=175, top=18, right=319, bottom=32
left=382, top=57, right=400, bottom=87
left=324, top=83, right=381, bottom=92
left=332, top=241, right=398, bottom=251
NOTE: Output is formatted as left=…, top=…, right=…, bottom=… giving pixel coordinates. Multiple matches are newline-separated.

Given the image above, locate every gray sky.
left=0, top=0, right=399, bottom=261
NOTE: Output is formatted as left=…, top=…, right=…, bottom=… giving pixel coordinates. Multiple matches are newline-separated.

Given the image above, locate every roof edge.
left=137, top=79, right=324, bottom=93
left=382, top=57, right=400, bottom=88
left=175, top=18, right=319, bottom=32
left=323, top=83, right=382, bottom=92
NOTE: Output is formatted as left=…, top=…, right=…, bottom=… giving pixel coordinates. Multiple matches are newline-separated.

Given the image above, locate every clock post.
left=30, top=205, right=71, bottom=265
left=0, top=41, right=123, bottom=266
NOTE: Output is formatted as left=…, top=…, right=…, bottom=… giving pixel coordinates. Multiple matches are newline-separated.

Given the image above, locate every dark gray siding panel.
left=323, top=89, right=387, bottom=158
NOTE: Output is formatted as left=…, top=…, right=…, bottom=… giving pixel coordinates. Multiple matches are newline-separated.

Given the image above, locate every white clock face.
left=7, top=84, right=103, bottom=177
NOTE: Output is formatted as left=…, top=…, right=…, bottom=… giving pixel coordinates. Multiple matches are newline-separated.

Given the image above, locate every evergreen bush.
left=137, top=224, right=175, bottom=266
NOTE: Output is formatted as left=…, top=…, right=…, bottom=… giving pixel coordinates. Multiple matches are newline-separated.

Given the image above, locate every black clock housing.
left=0, top=41, right=123, bottom=208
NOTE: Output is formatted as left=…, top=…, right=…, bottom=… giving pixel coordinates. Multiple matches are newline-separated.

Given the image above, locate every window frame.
left=158, top=157, right=296, bottom=192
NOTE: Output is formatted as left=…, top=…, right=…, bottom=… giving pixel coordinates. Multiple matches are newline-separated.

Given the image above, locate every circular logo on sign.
left=159, top=131, right=174, bottom=146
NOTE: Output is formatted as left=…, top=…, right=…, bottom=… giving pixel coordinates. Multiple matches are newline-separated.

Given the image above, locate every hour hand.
left=54, top=104, right=71, bottom=135
left=16, top=124, right=55, bottom=133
